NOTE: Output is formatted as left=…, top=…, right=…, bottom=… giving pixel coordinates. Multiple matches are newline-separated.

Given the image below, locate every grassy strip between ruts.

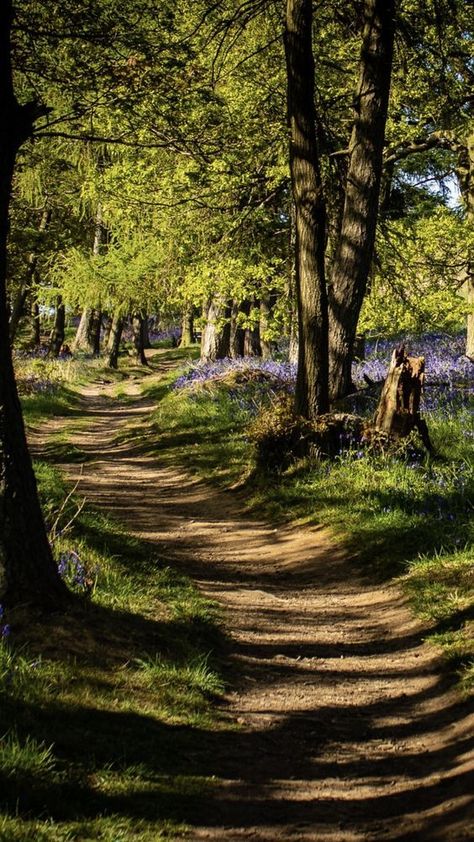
left=0, top=456, right=227, bottom=841
left=145, top=374, right=474, bottom=693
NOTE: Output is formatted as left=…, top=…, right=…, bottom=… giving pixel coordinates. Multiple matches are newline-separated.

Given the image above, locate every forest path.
left=35, top=352, right=473, bottom=841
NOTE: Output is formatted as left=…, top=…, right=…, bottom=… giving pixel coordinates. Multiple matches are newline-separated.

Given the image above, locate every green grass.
left=0, top=457, right=226, bottom=839
left=149, top=379, right=474, bottom=691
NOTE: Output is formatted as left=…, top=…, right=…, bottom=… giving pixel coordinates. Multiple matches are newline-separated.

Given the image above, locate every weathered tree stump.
left=373, top=345, right=433, bottom=451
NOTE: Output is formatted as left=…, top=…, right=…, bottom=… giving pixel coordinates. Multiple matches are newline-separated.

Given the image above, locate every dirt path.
left=33, top=359, right=474, bottom=841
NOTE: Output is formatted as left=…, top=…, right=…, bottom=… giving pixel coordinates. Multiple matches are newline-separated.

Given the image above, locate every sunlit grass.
left=155, top=374, right=473, bottom=691
left=0, top=456, right=225, bottom=838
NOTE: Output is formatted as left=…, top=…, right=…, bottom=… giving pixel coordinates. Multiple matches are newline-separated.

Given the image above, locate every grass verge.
left=0, top=459, right=226, bottom=840
left=147, top=379, right=474, bottom=692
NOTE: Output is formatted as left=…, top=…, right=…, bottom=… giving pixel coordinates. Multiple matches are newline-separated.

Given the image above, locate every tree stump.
left=373, top=345, right=433, bottom=451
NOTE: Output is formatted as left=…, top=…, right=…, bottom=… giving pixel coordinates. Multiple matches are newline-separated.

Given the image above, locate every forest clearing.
left=1, top=0, right=474, bottom=840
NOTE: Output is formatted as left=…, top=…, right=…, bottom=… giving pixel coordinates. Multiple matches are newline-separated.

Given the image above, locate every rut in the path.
left=39, top=369, right=474, bottom=842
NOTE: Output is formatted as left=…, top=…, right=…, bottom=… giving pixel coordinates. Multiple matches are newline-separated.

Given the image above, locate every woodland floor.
left=31, top=350, right=474, bottom=841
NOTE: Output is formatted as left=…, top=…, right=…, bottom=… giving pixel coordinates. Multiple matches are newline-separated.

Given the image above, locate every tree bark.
left=230, top=300, right=245, bottom=358
left=141, top=313, right=151, bottom=349
left=179, top=303, right=195, bottom=347
left=328, top=0, right=395, bottom=400
left=131, top=312, right=148, bottom=365
left=49, top=295, right=65, bottom=356
left=285, top=0, right=329, bottom=417
left=0, top=0, right=68, bottom=607
left=200, top=297, right=230, bottom=361
left=106, top=312, right=124, bottom=369
left=373, top=346, right=432, bottom=451
left=73, top=204, right=105, bottom=354
left=31, top=297, right=41, bottom=347
left=260, top=293, right=274, bottom=360
left=9, top=206, right=50, bottom=343
left=463, top=135, right=474, bottom=360
left=88, top=308, right=101, bottom=355
left=102, top=313, right=112, bottom=348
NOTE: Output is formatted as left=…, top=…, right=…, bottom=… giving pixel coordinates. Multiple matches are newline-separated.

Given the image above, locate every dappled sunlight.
left=25, top=369, right=473, bottom=840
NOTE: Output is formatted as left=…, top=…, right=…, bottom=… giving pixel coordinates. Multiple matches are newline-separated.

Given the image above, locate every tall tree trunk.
left=72, top=205, right=105, bottom=354
left=102, top=313, right=112, bottom=348
left=284, top=0, right=329, bottom=417
left=88, top=308, right=101, bottom=355
left=73, top=307, right=92, bottom=352
left=200, top=297, right=230, bottom=361
left=106, top=312, right=124, bottom=369
left=260, top=293, right=274, bottom=360
left=243, top=302, right=262, bottom=357
left=132, top=312, right=148, bottom=365
left=31, top=297, right=41, bottom=347
left=0, top=0, right=68, bottom=607
left=179, top=303, right=194, bottom=347
left=9, top=205, right=50, bottom=343
left=141, top=314, right=151, bottom=349
left=230, top=300, right=245, bottom=358
left=328, top=0, right=395, bottom=400
left=49, top=295, right=65, bottom=356
left=464, top=135, right=474, bottom=360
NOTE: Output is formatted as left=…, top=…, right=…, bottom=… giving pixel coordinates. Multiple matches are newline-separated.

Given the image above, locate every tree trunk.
left=132, top=312, right=148, bottom=365
left=200, top=297, right=230, bottom=361
left=49, top=295, right=65, bottom=356
left=141, top=314, right=151, bottom=349
left=179, top=303, right=194, bottom=347
left=464, top=135, right=474, bottom=360
left=373, top=346, right=432, bottom=451
left=73, top=205, right=105, bottom=354
left=88, top=308, right=101, bottom=355
left=243, top=308, right=262, bottom=357
left=102, top=313, right=112, bottom=348
left=230, top=300, right=245, bottom=358
left=31, top=297, right=41, bottom=347
left=328, top=0, right=395, bottom=400
left=0, top=0, right=68, bottom=607
left=73, top=307, right=92, bottom=352
left=106, top=312, right=124, bottom=369
left=260, top=294, right=274, bottom=360
left=9, top=205, right=50, bottom=343
left=284, top=0, right=329, bottom=418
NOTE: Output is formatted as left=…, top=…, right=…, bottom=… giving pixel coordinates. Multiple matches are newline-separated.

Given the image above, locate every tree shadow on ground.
left=2, top=591, right=473, bottom=839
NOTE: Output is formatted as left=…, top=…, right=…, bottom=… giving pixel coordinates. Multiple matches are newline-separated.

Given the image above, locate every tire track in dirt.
left=34, top=361, right=474, bottom=841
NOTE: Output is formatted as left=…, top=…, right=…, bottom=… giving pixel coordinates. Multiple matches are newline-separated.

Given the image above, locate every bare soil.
left=33, top=355, right=474, bottom=841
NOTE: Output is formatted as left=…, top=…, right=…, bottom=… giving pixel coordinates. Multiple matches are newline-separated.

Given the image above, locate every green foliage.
left=362, top=208, right=472, bottom=335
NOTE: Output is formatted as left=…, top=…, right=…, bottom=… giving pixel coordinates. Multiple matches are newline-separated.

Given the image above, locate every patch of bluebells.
left=174, top=356, right=296, bottom=390
left=149, top=327, right=182, bottom=344
left=57, top=550, right=98, bottom=594
left=174, top=334, right=473, bottom=420
left=174, top=356, right=297, bottom=417
left=353, top=332, right=474, bottom=416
